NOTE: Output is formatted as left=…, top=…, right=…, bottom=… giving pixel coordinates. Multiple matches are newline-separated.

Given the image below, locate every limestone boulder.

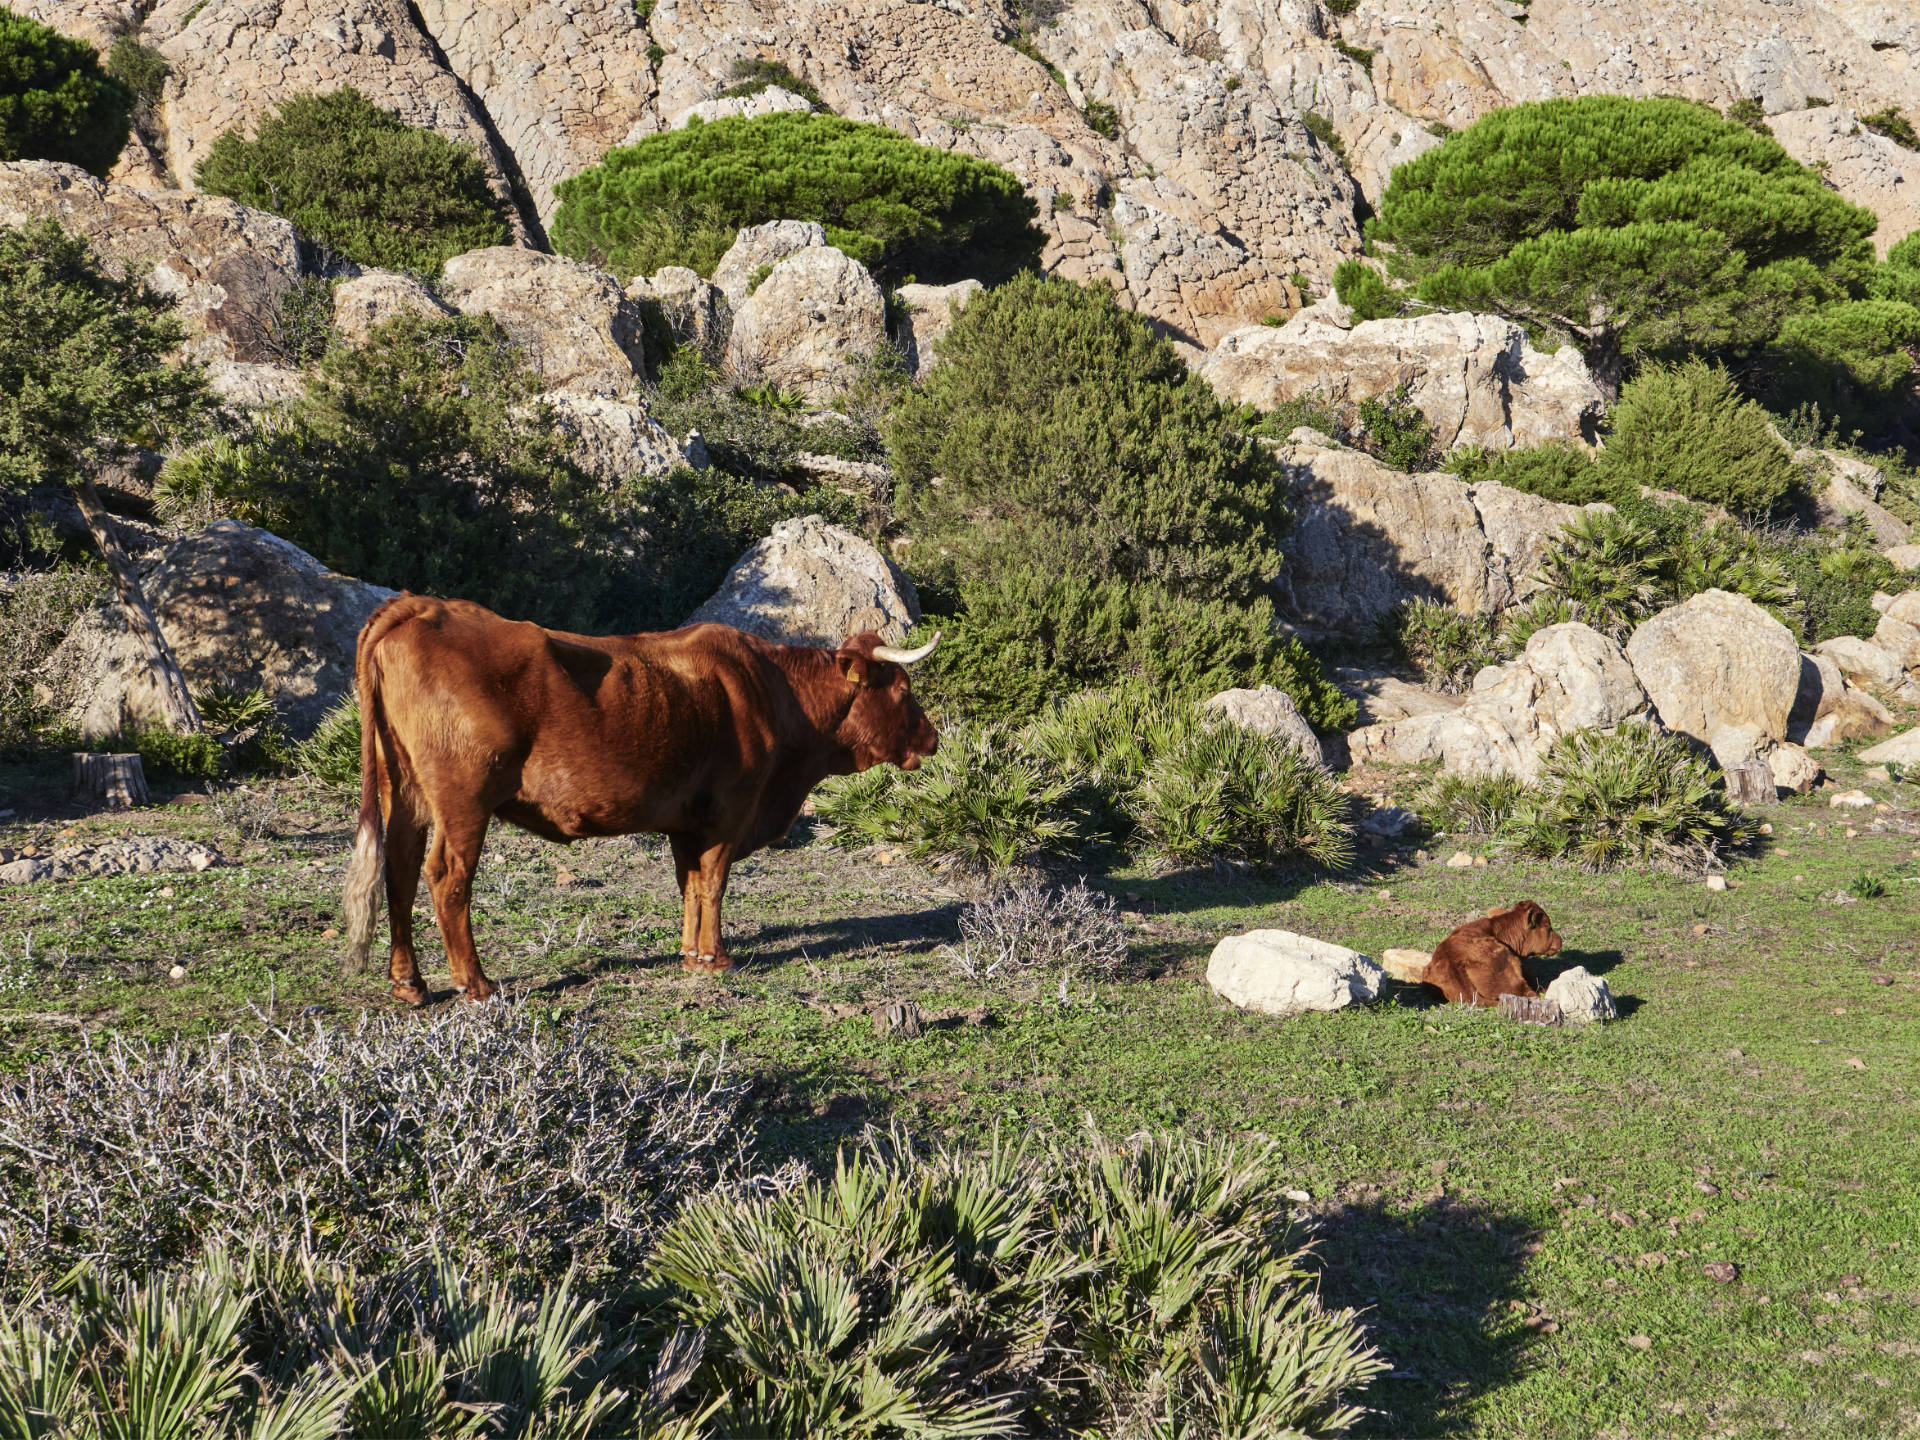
left=0, top=160, right=301, bottom=364
left=205, top=360, right=305, bottom=410
left=1334, top=670, right=1467, bottom=726
left=1816, top=635, right=1904, bottom=688
left=1544, top=967, right=1617, bottom=1024
left=1380, top=948, right=1432, bottom=984
left=674, top=85, right=813, bottom=128
left=1859, top=727, right=1920, bottom=766
left=725, top=246, right=888, bottom=402
left=1206, top=929, right=1385, bottom=1017
left=1769, top=742, right=1822, bottom=796
left=1811, top=468, right=1911, bottom=548
left=1626, top=590, right=1803, bottom=752
left=1274, top=438, right=1605, bottom=633
left=687, top=515, right=919, bottom=647
left=711, top=221, right=828, bottom=308
left=51, top=521, right=394, bottom=742
left=543, top=394, right=683, bottom=482
left=896, top=280, right=983, bottom=380
left=1873, top=611, right=1920, bottom=670
left=1885, top=544, right=1920, bottom=572
left=1789, top=651, right=1847, bottom=742
left=1199, top=307, right=1604, bottom=451
left=438, top=247, right=648, bottom=396
left=1802, top=685, right=1895, bottom=748
left=1352, top=622, right=1648, bottom=779
left=330, top=269, right=455, bottom=348
left=1201, top=685, right=1327, bottom=769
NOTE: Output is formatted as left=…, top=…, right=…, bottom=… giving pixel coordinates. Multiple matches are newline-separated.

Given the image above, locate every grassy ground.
left=2, top=747, right=1918, bottom=1440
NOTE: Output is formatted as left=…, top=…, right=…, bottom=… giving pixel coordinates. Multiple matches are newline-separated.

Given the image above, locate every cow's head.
left=1490, top=900, right=1563, bottom=958
left=831, top=631, right=941, bottom=772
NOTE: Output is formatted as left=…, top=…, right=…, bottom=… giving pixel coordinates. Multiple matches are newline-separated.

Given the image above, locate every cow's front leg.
left=681, top=838, right=735, bottom=974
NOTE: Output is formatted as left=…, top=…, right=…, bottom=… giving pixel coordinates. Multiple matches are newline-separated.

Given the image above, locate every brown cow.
left=1423, top=901, right=1564, bottom=1007
left=341, top=595, right=940, bottom=1003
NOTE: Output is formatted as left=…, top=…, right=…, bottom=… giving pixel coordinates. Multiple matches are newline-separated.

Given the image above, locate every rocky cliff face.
left=17, top=0, right=1920, bottom=345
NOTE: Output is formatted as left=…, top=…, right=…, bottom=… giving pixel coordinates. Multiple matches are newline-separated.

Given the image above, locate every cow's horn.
left=872, top=632, right=941, bottom=665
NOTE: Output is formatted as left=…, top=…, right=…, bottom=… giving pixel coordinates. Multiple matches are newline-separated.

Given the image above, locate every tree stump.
left=72, top=752, right=150, bottom=809
left=1723, top=758, right=1777, bottom=807
left=872, top=1000, right=923, bottom=1039
left=1499, top=994, right=1564, bottom=1026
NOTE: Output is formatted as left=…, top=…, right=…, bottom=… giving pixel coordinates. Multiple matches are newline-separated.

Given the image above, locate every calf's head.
left=1490, top=900, right=1563, bottom=958
left=832, top=631, right=941, bottom=772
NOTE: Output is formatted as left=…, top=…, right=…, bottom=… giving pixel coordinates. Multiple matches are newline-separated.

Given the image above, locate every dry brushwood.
left=943, top=877, right=1128, bottom=987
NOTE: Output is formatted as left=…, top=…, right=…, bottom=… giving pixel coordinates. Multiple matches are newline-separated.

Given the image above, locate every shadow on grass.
left=1314, top=1196, right=1541, bottom=1438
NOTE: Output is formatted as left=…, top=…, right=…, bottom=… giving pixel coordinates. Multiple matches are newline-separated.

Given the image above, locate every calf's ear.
left=837, top=652, right=871, bottom=688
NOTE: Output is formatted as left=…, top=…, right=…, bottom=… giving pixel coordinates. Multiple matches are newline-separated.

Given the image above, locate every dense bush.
left=1332, top=257, right=1399, bottom=320
left=0, top=9, right=132, bottom=174
left=1368, top=96, right=1879, bottom=387
left=1418, top=771, right=1524, bottom=837
left=1600, top=359, right=1801, bottom=513
left=1382, top=598, right=1512, bottom=692
left=551, top=111, right=1044, bottom=283
left=0, top=562, right=106, bottom=751
left=1, top=219, right=207, bottom=494
left=194, top=88, right=509, bottom=274
left=103, top=32, right=167, bottom=153
left=647, top=1128, right=1384, bottom=1436
left=1511, top=727, right=1752, bottom=872
left=156, top=314, right=628, bottom=629
left=821, top=685, right=1355, bottom=876
left=944, top=878, right=1128, bottom=989
left=296, top=695, right=361, bottom=788
left=890, top=273, right=1353, bottom=730
left=718, top=56, right=824, bottom=109
left=1444, top=438, right=1629, bottom=506
left=2, top=1128, right=1384, bottom=1438
left=1354, top=383, right=1437, bottom=471
left=0, top=1006, right=744, bottom=1296
left=1763, top=298, right=1920, bottom=436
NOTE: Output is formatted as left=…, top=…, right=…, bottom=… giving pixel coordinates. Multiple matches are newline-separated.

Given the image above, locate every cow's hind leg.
left=384, top=804, right=430, bottom=1005
left=669, top=832, right=701, bottom=968
left=425, top=806, right=496, bottom=1001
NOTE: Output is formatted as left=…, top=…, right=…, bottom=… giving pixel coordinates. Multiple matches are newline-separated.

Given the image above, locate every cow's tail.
left=342, top=600, right=406, bottom=974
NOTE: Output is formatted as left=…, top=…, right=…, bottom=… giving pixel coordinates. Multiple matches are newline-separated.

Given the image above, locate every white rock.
left=1202, top=685, right=1326, bottom=769
left=438, top=247, right=649, bottom=397
left=1769, top=742, right=1822, bottom=796
left=674, top=84, right=814, bottom=128
left=1816, top=635, right=1904, bottom=688
left=1200, top=309, right=1604, bottom=451
left=1802, top=685, right=1895, bottom=748
left=1705, top=874, right=1729, bottom=891
left=1626, top=590, right=1803, bottom=748
left=1205, top=929, right=1384, bottom=1017
left=628, top=266, right=728, bottom=354
left=687, top=515, right=919, bottom=647
left=711, top=220, right=828, bottom=308
left=1884, top=545, right=1920, bottom=572
left=1859, top=728, right=1920, bottom=766
left=725, top=245, right=888, bottom=402
left=1446, top=851, right=1476, bottom=868
left=1873, top=612, right=1920, bottom=670
left=330, top=268, right=455, bottom=348
left=543, top=393, right=682, bottom=481
left=1543, top=966, right=1616, bottom=1024
left=895, top=280, right=983, bottom=380
left=205, top=360, right=304, bottom=410
left=1829, top=788, right=1876, bottom=808
left=1789, top=651, right=1847, bottom=742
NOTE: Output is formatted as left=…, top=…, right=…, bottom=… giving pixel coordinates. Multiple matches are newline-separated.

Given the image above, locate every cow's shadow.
left=1313, top=1195, right=1541, bottom=1437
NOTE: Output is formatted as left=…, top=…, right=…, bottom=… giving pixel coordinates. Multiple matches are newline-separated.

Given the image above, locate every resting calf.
left=1424, top=900, right=1564, bottom=1007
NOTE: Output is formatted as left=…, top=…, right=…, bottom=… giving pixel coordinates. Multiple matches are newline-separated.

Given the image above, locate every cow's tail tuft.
left=341, top=630, right=388, bottom=975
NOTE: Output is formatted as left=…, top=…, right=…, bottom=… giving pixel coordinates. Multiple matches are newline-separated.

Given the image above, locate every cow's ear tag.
left=838, top=653, right=870, bottom=688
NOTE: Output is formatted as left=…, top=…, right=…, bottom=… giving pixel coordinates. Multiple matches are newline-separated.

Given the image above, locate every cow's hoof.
left=462, top=983, right=498, bottom=1003
left=681, top=952, right=733, bottom=974
left=391, top=982, right=429, bottom=1007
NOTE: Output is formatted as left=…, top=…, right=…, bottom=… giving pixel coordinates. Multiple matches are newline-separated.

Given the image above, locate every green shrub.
left=817, top=727, right=1078, bottom=876
left=1250, top=390, right=1348, bottom=441
left=1723, top=95, right=1770, bottom=136
left=1355, top=383, right=1436, bottom=471
left=1333, top=258, right=1398, bottom=320
left=717, top=56, right=823, bottom=109
left=648, top=1128, right=1383, bottom=1436
left=194, top=88, right=509, bottom=274
left=296, top=695, right=361, bottom=789
left=1383, top=598, right=1512, bottom=692
left=1764, top=298, right=1920, bottom=436
left=551, top=111, right=1044, bottom=283
left=1596, top=359, right=1800, bottom=513
left=1419, top=772, right=1524, bottom=837
left=1512, top=727, right=1752, bottom=872
left=0, top=562, right=106, bottom=752
left=1301, top=110, right=1348, bottom=167
left=1368, top=96, right=1878, bottom=386
left=93, top=722, right=225, bottom=781
left=1082, top=99, right=1118, bottom=137
left=1770, top=522, right=1900, bottom=642
left=1445, top=439, right=1628, bottom=505
left=103, top=32, right=167, bottom=152
left=890, top=274, right=1352, bottom=729
left=155, top=314, right=625, bottom=632
left=0, top=9, right=131, bottom=175
left=1860, top=107, right=1920, bottom=149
